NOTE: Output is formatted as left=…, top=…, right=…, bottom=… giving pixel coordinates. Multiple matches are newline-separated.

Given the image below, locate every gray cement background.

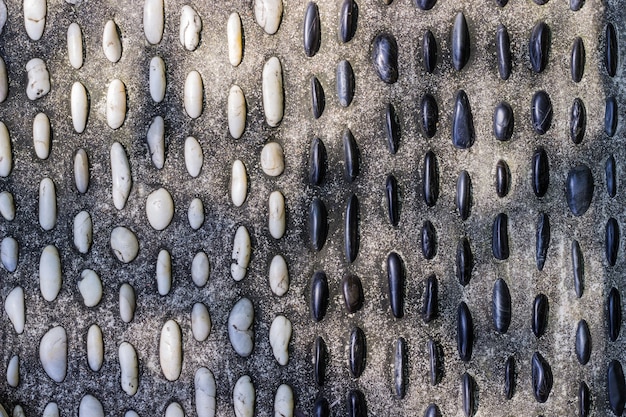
left=0, top=0, right=623, bottom=415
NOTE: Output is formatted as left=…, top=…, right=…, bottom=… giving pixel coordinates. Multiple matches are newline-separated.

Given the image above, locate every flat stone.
left=71, top=82, right=89, bottom=133
left=143, top=0, right=164, bottom=44
left=156, top=249, right=172, bottom=296
left=0, top=122, right=10, bottom=177
left=33, top=112, right=51, bottom=159
left=268, top=190, right=286, bottom=239
left=0, top=191, right=14, bottom=220
left=38, top=177, right=56, bottom=230
left=1, top=236, right=18, bottom=272
left=227, top=13, right=243, bottom=66
left=228, top=85, right=246, bottom=139
left=231, top=225, right=251, bottom=281
left=149, top=56, right=166, bottom=103
left=566, top=164, right=594, bottom=216
left=231, top=160, right=248, bottom=207
left=106, top=79, right=126, bottom=129
left=110, top=142, right=132, bottom=210
left=184, top=71, right=203, bottom=118
left=188, top=198, right=204, bottom=230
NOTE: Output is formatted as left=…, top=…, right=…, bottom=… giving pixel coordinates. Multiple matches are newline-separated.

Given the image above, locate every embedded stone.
left=39, top=326, right=67, bottom=382
left=119, top=283, right=135, bottom=323
left=336, top=60, right=355, bottom=107
left=39, top=245, right=61, bottom=302
left=188, top=198, right=204, bottom=230
left=33, top=112, right=51, bottom=159
left=102, top=20, right=122, bottom=62
left=71, top=81, right=89, bottom=133
left=110, top=226, right=139, bottom=263
left=159, top=319, right=182, bottom=381
left=119, top=342, right=139, bottom=395
left=156, top=249, right=172, bottom=296
left=254, top=0, right=283, bottom=35
left=180, top=5, right=202, bottom=51
left=73, top=211, right=92, bottom=254
left=372, top=33, right=398, bottom=83
left=269, top=315, right=292, bottom=365
left=269, top=254, right=289, bottom=296
left=262, top=57, right=284, bottom=126
left=5, top=286, right=24, bottom=334
left=87, top=324, right=103, bottom=371
left=184, top=71, right=203, bottom=119
left=233, top=375, right=255, bottom=417
left=0, top=191, right=15, bottom=221
left=143, top=0, right=164, bottom=44
left=110, top=142, right=132, bottom=210
left=106, top=79, right=126, bottom=129
left=191, top=302, right=212, bottom=342
left=38, top=177, right=56, bottom=230
left=191, top=251, right=210, bottom=287
left=24, top=0, right=46, bottom=40
left=26, top=58, right=50, bottom=100
left=231, top=160, right=248, bottom=207
left=565, top=164, right=593, bottom=216
left=185, top=136, right=203, bottom=178
left=231, top=225, right=251, bottom=281
left=1, top=236, right=17, bottom=272
left=261, top=142, right=284, bottom=176
left=78, top=269, right=102, bottom=307
left=268, top=190, right=286, bottom=239
left=195, top=367, right=217, bottom=417
left=227, top=13, right=243, bottom=67
left=228, top=297, right=254, bottom=357
left=228, top=85, right=246, bottom=139
left=146, top=116, right=165, bottom=169
left=146, top=187, right=174, bottom=231
left=149, top=56, right=166, bottom=103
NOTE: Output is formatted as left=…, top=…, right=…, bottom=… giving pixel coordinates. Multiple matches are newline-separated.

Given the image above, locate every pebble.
left=78, top=269, right=102, bottom=307
left=387, top=252, right=404, bottom=318
left=33, top=112, right=50, bottom=159
left=195, top=367, right=217, bottom=417
left=0, top=191, right=14, bottom=221
left=71, top=82, right=89, bottom=133
left=452, top=13, right=470, bottom=71
left=254, top=0, right=283, bottom=35
left=504, top=356, right=515, bottom=399
left=579, top=381, right=590, bottom=417
left=566, top=164, right=593, bottom=216
left=0, top=1, right=6, bottom=35
left=421, top=94, right=438, bottom=138
left=40, top=245, right=61, bottom=301
left=230, top=225, right=250, bottom=281
left=188, top=198, right=204, bottom=230
left=570, top=0, right=584, bottom=10
left=529, top=22, right=550, bottom=72
left=268, top=190, right=286, bottom=239
left=79, top=395, right=103, bottom=417
left=26, top=58, right=50, bottom=100
left=452, top=90, right=475, bottom=149
left=303, top=2, right=321, bottom=57
left=394, top=338, right=407, bottom=397
left=1, top=236, right=17, bottom=272
left=146, top=116, right=165, bottom=169
left=343, top=128, right=359, bottom=182
left=572, top=240, right=584, bottom=297
left=7, top=355, right=18, bottom=387
left=191, top=251, right=210, bottom=287
left=336, top=60, right=355, bottom=107
left=87, top=324, right=103, bottom=371
left=492, top=278, right=511, bottom=333
left=262, top=57, right=284, bottom=127
left=143, top=0, right=164, bottom=44
left=424, top=404, right=441, bottom=417
left=384, top=103, right=400, bottom=154
left=461, top=373, right=475, bottom=417
left=422, top=274, right=438, bottom=323
left=311, top=271, right=329, bottom=321
left=495, top=159, right=510, bottom=197
left=227, top=13, right=243, bottom=67
left=160, top=319, right=182, bottom=381
left=421, top=220, right=437, bottom=259
left=231, top=160, right=248, bottom=207
left=416, top=0, right=436, bottom=10
left=261, top=142, right=284, bottom=176
left=119, top=342, right=139, bottom=395
left=149, top=56, right=166, bottom=103
left=608, top=287, right=621, bottom=341
left=575, top=319, right=591, bottom=365
left=385, top=174, right=399, bottom=226
left=428, top=338, right=441, bottom=386
left=606, top=217, right=620, bottom=266
left=73, top=211, right=92, bottom=254
left=0, top=57, right=6, bottom=102
left=531, top=90, right=553, bottom=135
left=339, top=0, right=357, bottom=43
left=184, top=71, right=203, bottom=119
left=146, top=187, right=174, bottom=231
left=605, top=96, right=618, bottom=137
left=39, top=326, right=67, bottom=382
left=347, top=390, right=366, bottom=417
left=0, top=122, right=10, bottom=177
left=608, top=360, right=626, bottom=414
left=233, top=375, right=255, bottom=417
left=532, top=147, right=549, bottom=197
left=531, top=352, right=553, bottom=403
left=496, top=24, right=511, bottom=80
left=102, top=20, right=122, bottom=62
left=274, top=384, right=294, bottom=417
left=372, top=33, right=399, bottom=83
left=532, top=293, right=549, bottom=337
left=422, top=30, right=437, bottom=73
left=191, top=302, right=211, bottom=342
left=5, top=286, right=24, bottom=334
left=605, top=23, right=617, bottom=77
left=13, top=405, right=25, bottom=417
left=43, top=403, right=58, bottom=417
left=349, top=327, right=366, bottom=377
left=344, top=193, right=359, bottom=263
left=309, top=137, right=326, bottom=185
left=185, top=136, right=203, bottom=177
left=456, top=237, right=473, bottom=286
left=457, top=301, right=474, bottom=362
left=165, top=403, right=183, bottom=417
left=228, top=297, right=254, bottom=357
left=269, top=254, right=289, bottom=296
left=570, top=98, right=586, bottom=144
left=106, top=79, right=126, bottom=129
left=110, top=226, right=139, bottom=263
left=571, top=37, right=585, bottom=82
left=119, top=283, right=135, bottom=323
left=38, top=177, right=56, bottom=230
left=24, top=0, right=46, bottom=40
left=493, top=102, right=514, bottom=141
left=228, top=85, right=246, bottom=139
left=314, top=336, right=327, bottom=385
left=606, top=155, right=616, bottom=197
left=270, top=315, right=292, bottom=365
left=341, top=273, right=363, bottom=314
left=533, top=213, right=550, bottom=271
left=456, top=171, right=471, bottom=220
left=156, top=249, right=172, bottom=296
left=311, top=76, right=325, bottom=119
left=111, top=142, right=132, bottom=210
left=180, top=5, right=202, bottom=51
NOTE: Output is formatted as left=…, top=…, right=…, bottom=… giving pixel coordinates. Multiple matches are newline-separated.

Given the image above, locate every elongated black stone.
left=415, top=0, right=437, bottom=10
left=532, top=293, right=549, bottom=338
left=345, top=194, right=359, bottom=264
left=422, top=220, right=437, bottom=260
left=496, top=24, right=511, bottom=80
left=493, top=101, right=514, bottom=142
left=495, top=160, right=510, bottom=198
left=456, top=171, right=471, bottom=220
left=579, top=381, right=590, bottom=417
left=572, top=240, right=584, bottom=298
left=493, top=278, right=511, bottom=334
left=457, top=301, right=474, bottom=362
left=310, top=198, right=328, bottom=251
left=337, top=60, right=355, bottom=107
left=428, top=338, right=442, bottom=386
left=309, top=137, right=326, bottom=185
left=605, top=23, right=617, bottom=77
left=339, top=0, right=358, bottom=43
left=531, top=91, right=553, bottom=135
left=310, top=271, right=329, bottom=322
left=304, top=2, right=321, bottom=57
left=456, top=237, right=473, bottom=286
left=343, top=129, right=359, bottom=182
left=608, top=287, right=622, bottom=342
left=387, top=252, right=404, bottom=318
left=532, top=352, right=553, bottom=403
left=492, top=213, right=509, bottom=260
left=423, top=404, right=441, bottom=417
left=314, top=336, right=327, bottom=386
left=422, top=30, right=437, bottom=73
left=349, top=327, right=366, bottom=377
left=311, top=76, right=325, bottom=119
left=571, top=37, right=585, bottom=83
left=452, top=90, right=475, bottom=149
left=532, top=147, right=549, bottom=197
left=570, top=0, right=583, bottom=10
left=313, top=398, right=330, bottom=417
left=423, top=150, right=439, bottom=206
left=536, top=212, right=550, bottom=271
left=575, top=319, right=591, bottom=365
left=385, top=174, right=399, bottom=226
left=504, top=356, right=515, bottom=399
left=461, top=372, right=475, bottom=417
left=606, top=155, right=616, bottom=198
left=394, top=337, right=407, bottom=398
left=347, top=390, right=366, bottom=417
left=372, top=33, right=398, bottom=84
left=452, top=13, right=470, bottom=71
left=421, top=93, right=438, bottom=138
left=384, top=103, right=400, bottom=154
left=570, top=98, right=586, bottom=144
left=605, top=96, right=617, bottom=137
left=566, top=164, right=594, bottom=216
left=606, top=217, right=619, bottom=267
left=342, top=273, right=363, bottom=313
left=608, top=360, right=626, bottom=415
left=422, top=274, right=438, bottom=323
left=529, top=22, right=550, bottom=73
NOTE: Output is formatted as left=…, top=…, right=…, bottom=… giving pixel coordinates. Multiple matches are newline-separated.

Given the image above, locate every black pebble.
left=452, top=13, right=470, bottom=71
left=605, top=96, right=617, bottom=137
left=504, top=356, right=515, bottom=399
left=606, top=155, right=616, bottom=198
left=385, top=174, right=399, bottom=226
left=309, top=198, right=328, bottom=251
left=421, top=93, right=438, bottom=138
left=529, top=22, right=551, bottom=73
left=570, top=98, right=586, bottom=144
left=452, top=90, right=475, bottom=149
left=493, top=278, right=512, bottom=334
left=606, top=217, right=619, bottom=267
left=384, top=103, right=400, bottom=154
left=457, top=301, right=474, bottom=362
left=424, top=404, right=441, bottom=417
left=532, top=293, right=549, bottom=338
left=493, top=101, right=514, bottom=142
left=456, top=170, right=472, bottom=220
left=428, top=338, right=442, bottom=386
left=496, top=24, right=511, bottom=80
left=532, top=352, right=553, bottom=403
left=309, top=137, right=326, bottom=185
left=565, top=164, right=593, bottom=216
left=575, top=319, right=591, bottom=365
left=345, top=194, right=359, bottom=263
left=571, top=37, right=585, bottom=83
left=496, top=0, right=508, bottom=5
left=342, top=273, right=364, bottom=313
left=531, top=91, right=553, bottom=135
left=495, top=159, right=511, bottom=197
left=349, top=327, right=366, bottom=377
left=423, top=150, right=439, bottom=206
left=310, top=271, right=329, bottom=322
left=422, top=30, right=437, bottom=73
left=570, top=0, right=584, bottom=10
left=314, top=336, right=327, bottom=386
left=421, top=220, right=437, bottom=260
left=415, top=0, right=437, bottom=10
left=339, top=0, right=358, bottom=43
left=303, top=2, right=321, bottom=57
left=532, top=147, right=549, bottom=197
left=608, top=287, right=622, bottom=342
left=492, top=213, right=509, bottom=260
left=313, top=398, right=330, bottom=417
left=311, top=76, right=325, bottom=119
left=394, top=337, right=407, bottom=398
left=461, top=372, right=476, bottom=417
left=608, top=360, right=626, bottom=415
left=579, top=381, right=591, bottom=417
left=387, top=252, right=404, bottom=318
left=343, top=128, right=359, bottom=182
left=572, top=240, right=584, bottom=298
left=347, top=389, right=367, bottom=417
left=422, top=274, right=438, bottom=323
left=337, top=60, right=355, bottom=107
left=372, top=33, right=399, bottom=84
left=456, top=237, right=473, bottom=286
left=536, top=212, right=550, bottom=271
left=605, top=23, right=617, bottom=77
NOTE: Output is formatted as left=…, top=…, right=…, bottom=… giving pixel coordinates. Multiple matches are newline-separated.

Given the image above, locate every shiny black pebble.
left=303, top=2, right=321, bottom=57
left=606, top=217, right=619, bottom=267
left=496, top=24, right=511, bottom=80
left=493, top=101, right=514, bottom=142
left=571, top=37, right=585, bottom=83
left=309, top=137, right=326, bottom=185
left=570, top=0, right=584, bottom=10
left=343, top=128, right=359, bottom=182
left=566, top=164, right=593, bottom=216
left=495, top=159, right=510, bottom=197
left=456, top=171, right=471, bottom=220
left=342, top=273, right=364, bottom=313
left=572, top=240, right=584, bottom=298
left=531, top=91, right=553, bottom=135
left=493, top=278, right=512, bottom=334
left=461, top=372, right=476, bottom=417
left=313, top=398, right=330, bottom=417
left=529, top=22, right=551, bottom=73
left=428, top=338, right=442, bottom=386
left=532, top=147, right=549, bottom=197
left=337, top=60, right=355, bottom=107
left=532, top=293, right=549, bottom=338
left=385, top=174, right=399, bottom=226
left=605, top=23, right=617, bottom=77
left=423, top=150, right=439, bottom=206
left=422, top=274, right=438, bottom=323
left=421, top=220, right=437, bottom=260
left=457, top=301, right=474, bottom=362
left=349, top=327, right=366, bottom=377
left=310, top=271, right=329, bottom=321
left=415, top=0, right=437, bottom=10
left=311, top=77, right=325, bottom=119
left=309, top=198, right=328, bottom=251
left=394, top=337, right=407, bottom=398
left=314, top=336, right=327, bottom=386
left=495, top=0, right=508, bottom=6
left=608, top=360, right=626, bottom=415
left=492, top=213, right=509, bottom=260
left=536, top=212, right=550, bottom=271
left=421, top=93, right=438, bottom=138
left=504, top=356, right=515, bottom=399
left=422, top=30, right=437, bottom=73
left=372, top=33, right=398, bottom=84
left=384, top=103, right=400, bottom=154
left=606, top=155, right=616, bottom=198
left=605, top=96, right=617, bottom=137
left=452, top=90, right=475, bottom=149
left=452, top=13, right=470, bottom=71
left=532, top=352, right=553, bottom=403
left=570, top=98, right=586, bottom=144
left=387, top=252, right=405, bottom=318
left=579, top=381, right=591, bottom=417
left=575, top=319, right=591, bottom=365
left=344, top=195, right=359, bottom=264
left=424, top=404, right=441, bottom=417
left=347, top=389, right=367, bottom=417
left=608, top=287, right=621, bottom=342
left=339, top=0, right=358, bottom=43
left=456, top=237, right=473, bottom=286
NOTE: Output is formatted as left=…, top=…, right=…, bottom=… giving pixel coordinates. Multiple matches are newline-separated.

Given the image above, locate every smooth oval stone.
left=572, top=240, right=584, bottom=297
left=146, top=187, right=174, bottom=231
left=110, top=142, right=131, bottom=210
left=428, top=338, right=441, bottom=386
left=261, top=142, right=284, bottom=177
left=456, top=237, right=473, bottom=286
left=149, top=56, right=166, bottom=103
left=74, top=149, right=90, bottom=193
left=461, top=372, right=475, bottom=417
left=40, top=245, right=61, bottom=301
left=575, top=319, right=591, bottom=365
left=605, top=96, right=618, bottom=137
left=270, top=315, right=292, bottom=365
left=1, top=236, right=17, bottom=272
left=532, top=147, right=549, bottom=197
left=536, top=212, right=550, bottom=270
left=255, top=0, right=283, bottom=34
left=309, top=137, right=326, bottom=185
left=422, top=30, right=437, bottom=73
left=311, top=76, right=325, bottom=119
left=227, top=12, right=243, bottom=67
left=456, top=171, right=471, bottom=220
left=372, top=33, right=398, bottom=83
left=314, top=336, right=327, bottom=386
left=40, top=326, right=67, bottom=382
left=342, top=273, right=363, bottom=313
left=160, top=319, right=182, bottom=381
left=343, top=128, right=359, bottom=182
left=606, top=155, right=617, bottom=198
left=571, top=37, right=585, bottom=82
left=231, top=225, right=251, bottom=281
left=605, top=23, right=617, bottom=77
left=263, top=57, right=284, bottom=127
left=566, top=164, right=593, bottom=216
left=496, top=24, right=511, bottom=80
left=39, top=177, right=56, bottom=231
left=156, top=249, right=172, bottom=296
left=0, top=191, right=14, bottom=220
left=14, top=404, right=26, bottom=417
left=385, top=174, right=399, bottom=226
left=384, top=103, right=400, bottom=154
left=143, top=0, right=164, bottom=44
left=268, top=190, right=286, bottom=239
left=387, top=252, right=404, bottom=318
left=493, top=102, right=514, bottom=141
left=606, top=217, right=620, bottom=266
left=504, top=356, right=515, bottom=399
left=421, top=220, right=437, bottom=259
left=78, top=269, right=102, bottom=307
left=26, top=58, right=50, bottom=100
left=457, top=302, right=474, bottom=362
left=195, top=367, right=216, bottom=417
left=231, top=159, right=247, bottom=207
left=310, top=198, right=328, bottom=251
left=106, top=79, right=126, bottom=129
left=274, top=384, right=294, bottom=417
left=423, top=150, right=439, bottom=206
left=337, top=60, right=355, bottom=107
left=339, top=0, right=357, bottom=43
left=269, top=254, right=289, bottom=296
left=184, top=71, right=203, bottom=119
left=87, top=324, right=103, bottom=371
left=24, top=0, right=46, bottom=40
left=180, top=5, right=201, bottom=50
left=493, top=278, right=512, bottom=333
left=303, top=2, right=320, bottom=57
left=191, top=251, right=210, bottom=287
left=191, top=302, right=211, bottom=342
left=452, top=13, right=470, bottom=71
left=492, top=213, right=509, bottom=260
left=394, top=338, right=407, bottom=397
left=110, top=227, right=139, bottom=263
left=5, top=286, right=24, bottom=334
left=531, top=91, right=553, bottom=135
left=495, top=159, right=510, bottom=198
left=119, top=283, right=135, bottom=323
left=421, top=93, right=438, bottom=138
left=0, top=56, right=6, bottom=103
left=146, top=116, right=165, bottom=169
left=349, top=327, right=366, bottom=377
left=79, top=395, right=103, bottom=417
left=415, top=0, right=437, bottom=9
left=7, top=354, right=18, bottom=387
left=119, top=342, right=138, bottom=395
left=73, top=211, right=92, bottom=254
left=424, top=404, right=441, bottom=417
left=532, top=352, right=553, bottom=403
left=188, top=198, right=204, bottom=230
left=608, top=360, right=626, bottom=414
left=0, top=122, right=10, bottom=177
left=609, top=287, right=622, bottom=342
left=228, top=297, right=254, bottom=357
left=33, top=112, right=51, bottom=159
left=233, top=375, right=255, bottom=417
left=344, top=194, right=359, bottom=263
left=164, top=403, right=183, bottom=417
left=452, top=90, right=475, bottom=149
left=43, top=403, right=58, bottom=417
left=311, top=271, right=329, bottom=321
left=71, top=81, right=89, bottom=133
left=102, top=20, right=122, bottom=62
left=529, top=22, right=550, bottom=73
left=570, top=0, right=584, bottom=10
left=570, top=98, right=586, bottom=144
left=579, top=381, right=590, bottom=417
left=422, top=274, right=438, bottom=323
left=228, top=85, right=246, bottom=140
left=532, top=293, right=549, bottom=337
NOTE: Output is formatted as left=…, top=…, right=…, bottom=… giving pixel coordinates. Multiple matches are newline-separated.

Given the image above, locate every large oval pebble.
left=111, top=142, right=131, bottom=210
left=336, top=60, right=355, bottom=107
left=119, top=342, right=139, bottom=395
left=309, top=137, right=326, bottom=185
left=42, top=403, right=58, bottom=417
left=422, top=30, right=437, bottom=73
left=452, top=90, right=475, bottom=149
left=24, top=0, right=46, bottom=40
left=143, top=0, right=164, bottom=44
left=270, top=315, right=292, bottom=365
left=496, top=24, right=511, bottom=80
left=180, top=5, right=201, bottom=51
left=384, top=103, right=400, bottom=154
left=39, top=326, right=67, bottom=382
left=342, top=273, right=363, bottom=314
left=233, top=375, right=255, bottom=417
left=452, top=13, right=470, bottom=71
left=191, top=251, right=210, bottom=287
left=191, top=302, right=211, bottom=342
left=457, top=301, right=474, bottom=362
left=571, top=37, right=585, bottom=82
left=87, top=324, right=103, bottom=371
left=26, top=58, right=50, bottom=100
left=185, top=136, right=203, bottom=177
left=311, top=271, right=329, bottom=321
left=228, top=85, right=246, bottom=139
left=39, top=177, right=56, bottom=230
left=262, top=57, right=284, bottom=127
left=119, top=283, right=135, bottom=323
left=78, top=269, right=102, bottom=307
left=73, top=211, right=92, bottom=254
left=570, top=98, right=586, bottom=144
left=40, top=245, right=61, bottom=301
left=5, top=286, right=24, bottom=334
left=71, top=82, right=89, bottom=133
left=227, top=13, right=243, bottom=67
left=184, top=71, right=203, bottom=119
left=531, top=352, right=553, bottom=403
left=231, top=225, right=250, bottom=281
left=303, top=2, right=320, bottom=57
left=0, top=191, right=14, bottom=221
left=146, top=187, right=174, bottom=230
left=33, top=112, right=50, bottom=159
left=149, top=56, right=166, bottom=103
left=0, top=122, right=11, bottom=177
left=160, top=319, right=182, bottom=381
left=261, top=142, right=284, bottom=176
left=608, top=359, right=626, bottom=414
left=110, top=226, right=139, bottom=263
left=1, top=236, right=17, bottom=272
left=311, top=76, right=325, bottom=119
left=492, top=213, right=509, bottom=260
left=188, top=198, right=204, bottom=230
left=156, top=249, right=172, bottom=295
left=268, top=190, right=286, bottom=239
left=102, top=20, right=122, bottom=63
left=106, top=79, right=126, bottom=129
left=372, top=33, right=398, bottom=83
left=231, top=160, right=248, bottom=207
left=228, top=297, right=254, bottom=357
left=605, top=23, right=617, bottom=77
left=195, top=367, right=216, bottom=417
left=79, top=395, right=103, bottom=417
left=275, top=385, right=294, bottom=417
left=339, top=0, right=357, bottom=43
left=566, top=164, right=593, bottom=216
left=529, top=22, right=550, bottom=73
left=164, top=403, right=183, bottom=417
left=146, top=116, right=165, bottom=169
left=254, top=0, right=283, bottom=35
left=269, top=254, right=289, bottom=296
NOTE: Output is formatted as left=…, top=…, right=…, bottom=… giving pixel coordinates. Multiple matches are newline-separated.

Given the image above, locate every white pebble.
left=231, top=160, right=247, bottom=207
left=125, top=411, right=139, bottom=417
left=0, top=122, right=10, bottom=177
left=262, top=56, right=284, bottom=127
left=119, top=342, right=139, bottom=396
left=78, top=269, right=102, bottom=307
left=106, top=79, right=127, bottom=129
left=12, top=405, right=24, bottom=417
left=74, top=148, right=89, bottom=193
left=184, top=71, right=203, bottom=119
left=71, top=81, right=89, bottom=133
left=26, top=58, right=50, bottom=100
left=269, top=254, right=289, bottom=296
left=195, top=367, right=216, bottom=417
left=254, top=0, right=283, bottom=35
left=233, top=375, right=255, bottom=417
left=0, top=191, right=15, bottom=220
left=111, top=142, right=132, bottom=210
left=188, top=198, right=204, bottom=230
left=269, top=315, right=291, bottom=365
left=147, top=116, right=165, bottom=169
left=143, top=0, right=164, bottom=45
left=228, top=297, right=254, bottom=357
left=0, top=1, right=6, bottom=35
left=156, top=249, right=171, bottom=296
left=1, top=236, right=17, bottom=272
left=33, top=112, right=51, bottom=159
left=0, top=56, right=7, bottom=103
left=110, top=226, right=139, bottom=263
left=0, top=406, right=5, bottom=417
left=268, top=190, right=285, bottom=239
left=119, top=283, right=136, bottom=323
left=227, top=13, right=243, bottom=67
left=39, top=245, right=61, bottom=302
left=102, top=20, right=122, bottom=63
left=73, top=210, right=93, bottom=254
left=6, top=355, right=18, bottom=387
left=230, top=225, right=250, bottom=281
left=185, top=136, right=203, bottom=177
left=274, top=385, right=294, bottom=417
left=79, top=394, right=103, bottom=417
left=5, top=287, right=24, bottom=334
left=67, top=23, right=83, bottom=69
left=160, top=319, right=182, bottom=381
left=24, top=0, right=46, bottom=41
left=146, top=187, right=174, bottom=231
left=180, top=5, right=201, bottom=51
left=165, top=403, right=184, bottom=417
left=42, top=403, right=59, bottom=417
left=39, top=177, right=56, bottom=230
left=191, top=251, right=210, bottom=287
left=39, top=326, right=67, bottom=382
left=149, top=56, right=166, bottom=103
left=87, top=324, right=103, bottom=371
left=261, top=142, right=284, bottom=176
left=228, top=85, right=246, bottom=139
left=191, top=302, right=211, bottom=342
